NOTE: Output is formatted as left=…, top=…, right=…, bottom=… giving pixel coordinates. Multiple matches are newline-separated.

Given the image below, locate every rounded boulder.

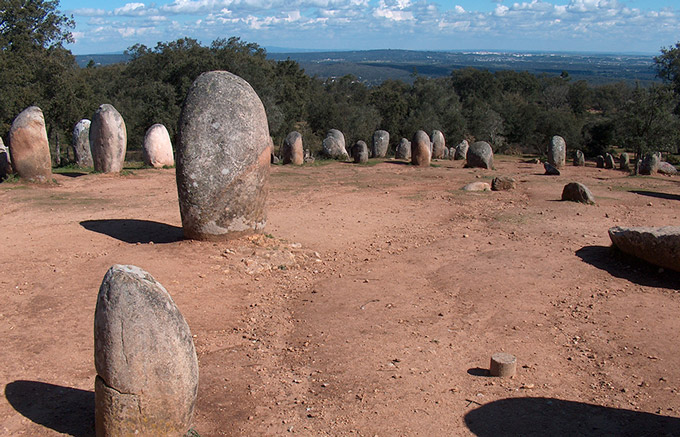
left=322, top=129, right=349, bottom=160
left=176, top=71, right=270, bottom=240
left=395, top=138, right=411, bottom=160
left=466, top=141, right=494, bottom=169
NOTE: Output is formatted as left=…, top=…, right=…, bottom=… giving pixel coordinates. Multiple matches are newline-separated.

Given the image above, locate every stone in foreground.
left=9, top=106, right=52, bottom=183
left=395, top=138, right=411, bottom=160
left=561, top=182, right=595, bottom=204
left=490, top=353, right=516, bottom=377
left=431, top=130, right=445, bottom=159
left=544, top=162, right=561, bottom=175
left=491, top=176, right=516, bottom=191
left=176, top=71, right=270, bottom=240
left=465, top=141, right=494, bottom=169
left=371, top=130, right=389, bottom=158
left=94, top=265, right=198, bottom=436
left=411, top=130, right=431, bottom=167
left=90, top=104, right=127, bottom=173
left=143, top=124, right=174, bottom=168
left=608, top=226, right=680, bottom=272
left=72, top=119, right=93, bottom=167
left=282, top=131, right=304, bottom=165
left=352, top=140, right=369, bottom=163
left=547, top=135, right=566, bottom=168
left=322, top=129, right=349, bottom=160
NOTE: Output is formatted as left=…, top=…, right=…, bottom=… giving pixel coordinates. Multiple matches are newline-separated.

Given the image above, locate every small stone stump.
left=489, top=353, right=516, bottom=377
left=573, top=150, right=585, bottom=166
left=72, top=119, right=93, bottom=167
left=143, top=124, right=174, bottom=168
left=465, top=141, right=494, bottom=169
left=491, top=176, right=516, bottom=191
left=454, top=140, right=469, bottom=160
left=561, top=182, right=595, bottom=204
left=8, top=106, right=52, bottom=183
left=411, top=130, right=431, bottom=167
left=90, top=104, right=127, bottom=173
left=371, top=130, right=389, bottom=158
left=176, top=71, right=270, bottom=240
left=544, top=162, right=560, bottom=175
left=94, top=265, right=198, bottom=436
left=352, top=140, right=369, bottom=164
left=282, top=131, right=304, bottom=165
left=431, top=130, right=445, bottom=159
left=395, top=138, right=411, bottom=160
left=548, top=135, right=566, bottom=168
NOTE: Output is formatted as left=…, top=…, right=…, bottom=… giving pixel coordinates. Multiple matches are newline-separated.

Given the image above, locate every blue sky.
left=60, top=0, right=680, bottom=55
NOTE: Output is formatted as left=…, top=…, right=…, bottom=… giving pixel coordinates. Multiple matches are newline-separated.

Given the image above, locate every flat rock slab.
left=608, top=226, right=680, bottom=272
left=462, top=182, right=491, bottom=192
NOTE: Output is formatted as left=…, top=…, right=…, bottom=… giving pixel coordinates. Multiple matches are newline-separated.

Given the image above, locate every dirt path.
left=1, top=158, right=679, bottom=436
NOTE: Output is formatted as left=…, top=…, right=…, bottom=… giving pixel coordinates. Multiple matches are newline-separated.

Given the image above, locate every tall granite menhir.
left=72, top=119, right=93, bottom=167
left=8, top=106, right=52, bottom=183
left=90, top=104, right=127, bottom=173
left=548, top=135, right=566, bottom=168
left=371, top=130, right=389, bottom=158
left=94, top=265, right=198, bottom=435
left=176, top=71, right=270, bottom=240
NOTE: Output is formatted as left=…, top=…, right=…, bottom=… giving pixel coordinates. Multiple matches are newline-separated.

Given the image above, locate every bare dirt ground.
left=1, top=156, right=680, bottom=436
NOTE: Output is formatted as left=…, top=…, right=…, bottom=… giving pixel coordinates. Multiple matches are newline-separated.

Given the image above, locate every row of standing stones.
left=4, top=71, right=679, bottom=435
left=0, top=105, right=175, bottom=183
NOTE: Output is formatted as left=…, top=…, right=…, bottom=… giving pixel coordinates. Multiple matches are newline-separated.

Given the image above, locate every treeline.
left=1, top=3, right=679, bottom=164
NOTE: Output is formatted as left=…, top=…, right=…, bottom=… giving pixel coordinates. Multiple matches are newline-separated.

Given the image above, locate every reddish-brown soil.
left=1, top=157, right=680, bottom=436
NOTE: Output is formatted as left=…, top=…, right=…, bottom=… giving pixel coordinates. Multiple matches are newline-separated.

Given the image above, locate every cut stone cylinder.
left=489, top=352, right=516, bottom=377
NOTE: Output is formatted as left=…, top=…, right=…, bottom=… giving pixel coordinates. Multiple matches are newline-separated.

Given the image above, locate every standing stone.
left=454, top=140, right=469, bottom=160
left=8, top=106, right=52, bottom=183
left=619, top=153, right=630, bottom=171
left=282, top=131, right=304, bottom=165
left=371, top=130, right=389, bottom=158
left=411, top=130, right=431, bottom=167
left=491, top=176, right=516, bottom=191
left=94, top=265, right=198, bottom=436
left=431, top=130, right=446, bottom=159
left=303, top=149, right=315, bottom=164
left=573, top=150, right=585, bottom=166
left=0, top=137, right=11, bottom=181
left=604, top=153, right=615, bottom=169
left=352, top=141, right=369, bottom=164
left=561, top=182, right=595, bottom=204
left=544, top=162, right=561, bottom=175
left=395, top=138, right=411, bottom=160
left=176, top=71, right=270, bottom=241
left=143, top=124, right=174, bottom=168
left=465, top=141, right=494, bottom=169
left=547, top=135, right=566, bottom=168
left=596, top=155, right=605, bottom=168
left=72, top=119, right=93, bottom=167
left=609, top=226, right=680, bottom=272
left=90, top=104, right=127, bottom=173
left=639, top=152, right=661, bottom=175
left=443, top=147, right=451, bottom=159
left=321, top=129, right=349, bottom=160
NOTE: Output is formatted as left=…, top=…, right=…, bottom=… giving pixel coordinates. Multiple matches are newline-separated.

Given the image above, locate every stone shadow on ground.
left=5, top=380, right=94, bottom=436
left=80, top=219, right=183, bottom=244
left=575, top=245, right=680, bottom=290
left=464, top=397, right=680, bottom=436
left=630, top=190, right=680, bottom=202
left=55, top=171, right=89, bottom=178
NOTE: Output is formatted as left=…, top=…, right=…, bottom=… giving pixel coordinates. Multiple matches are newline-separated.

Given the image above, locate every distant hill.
left=75, top=49, right=658, bottom=86
left=267, top=49, right=658, bottom=85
